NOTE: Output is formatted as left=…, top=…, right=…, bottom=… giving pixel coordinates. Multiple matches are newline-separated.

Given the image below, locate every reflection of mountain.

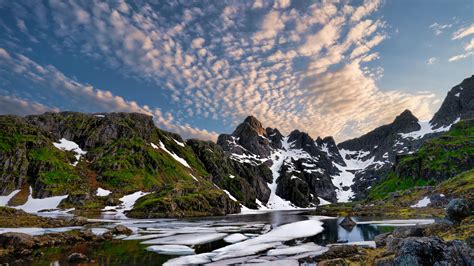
left=307, top=217, right=388, bottom=245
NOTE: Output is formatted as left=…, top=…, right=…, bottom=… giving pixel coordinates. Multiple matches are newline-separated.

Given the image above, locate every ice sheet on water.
left=146, top=245, right=195, bottom=255
left=0, top=226, right=82, bottom=236
left=266, top=243, right=325, bottom=256
left=141, top=233, right=227, bottom=245
left=356, top=219, right=434, bottom=226
left=223, top=233, right=248, bottom=243
left=329, top=241, right=376, bottom=248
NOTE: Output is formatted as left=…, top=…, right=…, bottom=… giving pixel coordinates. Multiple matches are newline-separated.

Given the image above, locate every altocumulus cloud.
left=0, top=0, right=439, bottom=141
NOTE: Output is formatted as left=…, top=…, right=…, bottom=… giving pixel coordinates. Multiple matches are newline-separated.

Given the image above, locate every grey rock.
left=339, top=216, right=356, bottom=231
left=375, top=232, right=391, bottom=248
left=446, top=198, right=471, bottom=223
left=112, top=225, right=132, bottom=235
left=67, top=252, right=89, bottom=263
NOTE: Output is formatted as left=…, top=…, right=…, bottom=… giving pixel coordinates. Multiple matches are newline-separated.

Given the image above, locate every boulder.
left=392, top=237, right=473, bottom=265
left=392, top=226, right=424, bottom=238
left=339, top=216, right=356, bottom=231
left=0, top=232, right=36, bottom=250
left=374, top=232, right=391, bottom=248
left=67, top=252, right=89, bottom=263
left=446, top=198, right=471, bottom=223
left=111, top=225, right=132, bottom=235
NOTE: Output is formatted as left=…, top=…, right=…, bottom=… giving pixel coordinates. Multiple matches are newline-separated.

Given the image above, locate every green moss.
left=367, top=172, right=435, bottom=200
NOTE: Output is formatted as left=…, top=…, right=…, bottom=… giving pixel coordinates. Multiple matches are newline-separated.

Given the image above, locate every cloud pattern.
left=0, top=0, right=440, bottom=141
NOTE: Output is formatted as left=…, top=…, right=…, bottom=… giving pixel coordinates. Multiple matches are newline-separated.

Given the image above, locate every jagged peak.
left=393, top=109, right=418, bottom=125
left=233, top=115, right=266, bottom=137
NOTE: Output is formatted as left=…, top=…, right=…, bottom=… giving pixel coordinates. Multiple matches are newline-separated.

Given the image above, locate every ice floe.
left=356, top=219, right=435, bottom=226
left=141, top=233, right=227, bottom=245
left=53, top=138, right=87, bottom=166
left=224, top=233, right=248, bottom=243
left=266, top=243, right=327, bottom=256
left=146, top=245, right=195, bottom=255
left=0, top=226, right=82, bottom=236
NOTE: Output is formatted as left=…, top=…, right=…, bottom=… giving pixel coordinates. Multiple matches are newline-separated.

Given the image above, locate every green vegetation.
left=367, top=172, right=435, bottom=200
left=367, top=119, right=473, bottom=200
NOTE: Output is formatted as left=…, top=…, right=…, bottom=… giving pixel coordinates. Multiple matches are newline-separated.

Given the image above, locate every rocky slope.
left=0, top=112, right=239, bottom=217
left=338, top=75, right=474, bottom=200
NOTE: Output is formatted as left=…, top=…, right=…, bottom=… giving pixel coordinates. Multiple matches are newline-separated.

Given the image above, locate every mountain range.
left=0, top=75, right=472, bottom=217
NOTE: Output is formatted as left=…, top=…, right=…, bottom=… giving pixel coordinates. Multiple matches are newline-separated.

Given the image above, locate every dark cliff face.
left=338, top=109, right=420, bottom=152
left=218, top=116, right=272, bottom=158
left=430, top=75, right=474, bottom=129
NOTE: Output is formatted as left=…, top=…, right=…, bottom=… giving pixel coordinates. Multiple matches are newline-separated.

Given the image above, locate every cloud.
left=452, top=24, right=474, bottom=40
left=0, top=95, right=59, bottom=116
left=429, top=22, right=452, bottom=35
left=427, top=57, right=437, bottom=65
left=0, top=1, right=441, bottom=142
left=448, top=51, right=474, bottom=62
left=0, top=48, right=218, bottom=141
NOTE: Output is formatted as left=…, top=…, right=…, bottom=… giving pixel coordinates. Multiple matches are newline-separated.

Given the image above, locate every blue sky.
left=0, top=0, right=472, bottom=142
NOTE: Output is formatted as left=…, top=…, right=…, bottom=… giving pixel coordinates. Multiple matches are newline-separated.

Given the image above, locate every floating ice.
left=356, top=219, right=434, bottom=226
left=141, top=233, right=227, bottom=246
left=329, top=241, right=376, bottom=248
left=146, top=245, right=195, bottom=255
left=0, top=226, right=82, bottom=236
left=266, top=243, right=327, bottom=256
left=224, top=233, right=248, bottom=243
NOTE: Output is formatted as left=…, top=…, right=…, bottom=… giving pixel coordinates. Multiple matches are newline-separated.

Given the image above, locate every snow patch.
left=411, top=196, right=431, bottom=208
left=0, top=189, right=20, bottom=206
left=102, top=191, right=149, bottom=218
left=53, top=138, right=87, bottom=166
left=173, top=139, right=185, bottom=147
left=399, top=119, right=460, bottom=140
left=13, top=187, right=67, bottom=213
left=223, top=190, right=238, bottom=202
left=150, top=141, right=191, bottom=168
left=96, top=188, right=112, bottom=197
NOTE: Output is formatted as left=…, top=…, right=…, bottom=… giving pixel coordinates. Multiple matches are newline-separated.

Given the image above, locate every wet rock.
left=82, top=229, right=95, bottom=240
left=393, top=237, right=473, bottom=265
left=67, top=252, right=89, bottom=263
left=339, top=216, right=356, bottom=231
left=446, top=198, right=471, bottom=223
left=70, top=216, right=88, bottom=226
left=392, top=226, right=424, bottom=238
left=0, top=232, right=36, bottom=250
left=111, top=225, right=132, bottom=235
left=318, top=258, right=348, bottom=266
left=374, top=232, right=391, bottom=248
left=102, top=231, right=113, bottom=240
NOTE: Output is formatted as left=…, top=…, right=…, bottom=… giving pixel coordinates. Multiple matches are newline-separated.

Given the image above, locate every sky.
left=0, top=0, right=472, bottom=142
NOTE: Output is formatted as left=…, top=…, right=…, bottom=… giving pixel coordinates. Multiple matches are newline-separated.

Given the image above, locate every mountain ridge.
left=0, top=75, right=472, bottom=216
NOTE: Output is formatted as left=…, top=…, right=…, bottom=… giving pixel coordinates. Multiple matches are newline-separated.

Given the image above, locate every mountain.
left=0, top=75, right=472, bottom=216
left=0, top=112, right=239, bottom=217
left=338, top=75, right=474, bottom=199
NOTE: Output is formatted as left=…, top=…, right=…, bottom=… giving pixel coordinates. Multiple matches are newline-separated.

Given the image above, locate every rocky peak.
left=430, top=75, right=474, bottom=129
left=218, top=116, right=272, bottom=158
left=338, top=109, right=420, bottom=151
left=316, top=136, right=345, bottom=166
left=266, top=127, right=283, bottom=149
left=233, top=116, right=266, bottom=137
